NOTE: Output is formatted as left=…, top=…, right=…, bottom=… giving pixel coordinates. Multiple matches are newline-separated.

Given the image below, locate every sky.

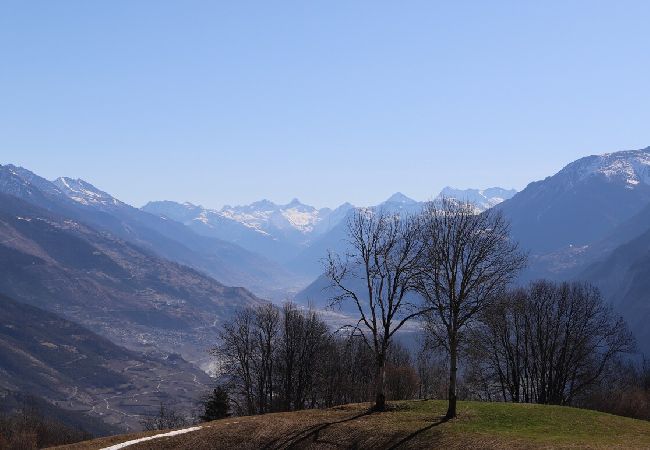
left=1, top=1, right=650, bottom=209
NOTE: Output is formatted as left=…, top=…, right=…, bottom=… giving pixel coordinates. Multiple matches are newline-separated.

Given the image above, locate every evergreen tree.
left=200, top=386, right=230, bottom=421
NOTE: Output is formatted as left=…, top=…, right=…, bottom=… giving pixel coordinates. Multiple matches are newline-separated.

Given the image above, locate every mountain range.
left=142, top=199, right=354, bottom=266
left=143, top=187, right=515, bottom=278
left=3, top=146, right=650, bottom=434
left=0, top=165, right=299, bottom=300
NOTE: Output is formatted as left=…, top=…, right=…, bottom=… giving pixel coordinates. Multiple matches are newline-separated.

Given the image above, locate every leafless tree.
left=253, top=303, right=279, bottom=414
left=213, top=308, right=256, bottom=415
left=316, top=334, right=376, bottom=407
left=0, top=397, right=91, bottom=449
left=385, top=342, right=419, bottom=400
left=578, top=356, right=650, bottom=420
left=276, top=302, right=329, bottom=410
left=214, top=301, right=423, bottom=416
left=417, top=198, right=526, bottom=418
left=326, top=209, right=425, bottom=411
left=471, top=280, right=636, bottom=406
left=140, top=402, right=188, bottom=431
left=415, top=346, right=449, bottom=401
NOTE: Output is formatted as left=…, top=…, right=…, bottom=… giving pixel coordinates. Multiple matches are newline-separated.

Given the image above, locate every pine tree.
left=200, top=386, right=230, bottom=422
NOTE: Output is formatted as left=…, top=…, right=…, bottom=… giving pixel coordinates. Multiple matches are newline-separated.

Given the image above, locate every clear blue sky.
left=2, top=1, right=649, bottom=209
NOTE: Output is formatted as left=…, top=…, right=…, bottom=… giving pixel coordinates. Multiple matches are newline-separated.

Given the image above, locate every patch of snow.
left=53, top=177, right=122, bottom=208
left=281, top=207, right=322, bottom=233
left=437, top=187, right=516, bottom=211
left=100, top=426, right=202, bottom=450
left=569, top=149, right=650, bottom=187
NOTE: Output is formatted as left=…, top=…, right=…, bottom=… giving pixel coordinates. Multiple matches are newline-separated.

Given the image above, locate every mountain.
left=0, top=294, right=211, bottom=432
left=0, top=165, right=297, bottom=299
left=221, top=198, right=332, bottom=237
left=490, top=147, right=650, bottom=283
left=579, top=222, right=650, bottom=353
left=53, top=176, right=124, bottom=209
left=0, top=191, right=260, bottom=368
left=495, top=148, right=650, bottom=257
left=438, top=187, right=517, bottom=210
left=482, top=147, right=650, bottom=350
left=142, top=199, right=355, bottom=265
left=142, top=201, right=302, bottom=264
left=149, top=190, right=513, bottom=282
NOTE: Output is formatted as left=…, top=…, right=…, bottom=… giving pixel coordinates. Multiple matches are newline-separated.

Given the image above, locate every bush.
left=140, top=403, right=189, bottom=431
left=0, top=400, right=91, bottom=449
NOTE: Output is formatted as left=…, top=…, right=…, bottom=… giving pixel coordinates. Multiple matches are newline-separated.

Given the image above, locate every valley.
left=3, top=146, right=650, bottom=438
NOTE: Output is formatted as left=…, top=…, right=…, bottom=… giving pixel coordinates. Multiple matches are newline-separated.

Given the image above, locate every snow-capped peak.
left=221, top=198, right=322, bottom=234
left=562, top=147, right=650, bottom=188
left=53, top=177, right=122, bottom=207
left=437, top=186, right=516, bottom=209
left=144, top=197, right=356, bottom=240
left=247, top=199, right=276, bottom=210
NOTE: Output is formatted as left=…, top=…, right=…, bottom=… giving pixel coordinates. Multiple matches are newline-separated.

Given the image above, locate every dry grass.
left=52, top=400, right=650, bottom=449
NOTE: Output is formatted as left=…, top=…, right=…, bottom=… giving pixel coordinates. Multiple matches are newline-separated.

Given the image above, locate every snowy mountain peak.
left=246, top=199, right=276, bottom=210
left=53, top=177, right=121, bottom=207
left=384, top=192, right=417, bottom=205
left=144, top=197, right=357, bottom=243
left=562, top=147, right=650, bottom=188
left=220, top=198, right=322, bottom=234
left=1, top=165, right=66, bottom=198
left=438, top=186, right=517, bottom=209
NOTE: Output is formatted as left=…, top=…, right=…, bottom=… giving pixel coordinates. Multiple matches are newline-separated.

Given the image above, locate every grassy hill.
left=55, top=400, right=650, bottom=449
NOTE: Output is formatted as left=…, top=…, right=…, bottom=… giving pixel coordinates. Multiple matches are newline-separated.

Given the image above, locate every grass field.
left=54, top=400, right=650, bottom=449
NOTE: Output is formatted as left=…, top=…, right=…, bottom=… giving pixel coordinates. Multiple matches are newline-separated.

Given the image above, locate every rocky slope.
left=0, top=192, right=260, bottom=368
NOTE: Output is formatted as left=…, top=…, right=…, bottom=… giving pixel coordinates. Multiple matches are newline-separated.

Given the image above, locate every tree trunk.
left=447, top=337, right=458, bottom=419
left=374, top=355, right=386, bottom=411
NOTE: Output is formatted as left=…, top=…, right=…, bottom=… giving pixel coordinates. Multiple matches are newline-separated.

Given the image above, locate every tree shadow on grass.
left=386, top=416, right=449, bottom=449
left=261, top=409, right=374, bottom=449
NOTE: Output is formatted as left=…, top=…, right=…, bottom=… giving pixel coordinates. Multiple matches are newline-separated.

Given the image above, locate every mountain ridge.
left=0, top=164, right=298, bottom=299
left=0, top=191, right=261, bottom=368
left=144, top=188, right=515, bottom=278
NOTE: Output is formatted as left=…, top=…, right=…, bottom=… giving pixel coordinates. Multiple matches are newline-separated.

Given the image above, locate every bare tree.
left=0, top=396, right=91, bottom=448
left=472, top=281, right=636, bottom=406
left=213, top=308, right=256, bottom=415
left=140, top=402, right=188, bottom=431
left=326, top=209, right=424, bottom=411
left=214, top=301, right=425, bottom=415
left=253, top=303, right=279, bottom=414
left=417, top=198, right=526, bottom=418
left=385, top=342, right=419, bottom=401
left=276, top=302, right=329, bottom=410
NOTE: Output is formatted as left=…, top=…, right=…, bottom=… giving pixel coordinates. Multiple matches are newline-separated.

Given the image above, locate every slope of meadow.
left=55, top=400, right=650, bottom=449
